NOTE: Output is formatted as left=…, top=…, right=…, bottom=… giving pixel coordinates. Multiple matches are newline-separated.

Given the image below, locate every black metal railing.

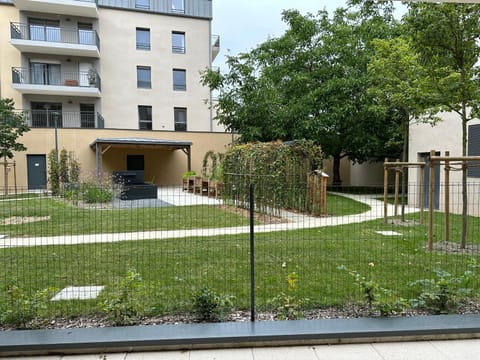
left=12, top=67, right=101, bottom=90
left=18, top=110, right=102, bottom=128
left=0, top=183, right=479, bottom=328
left=10, top=23, right=100, bottom=50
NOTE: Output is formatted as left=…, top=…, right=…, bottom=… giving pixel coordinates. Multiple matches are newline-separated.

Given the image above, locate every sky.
left=211, top=1, right=406, bottom=72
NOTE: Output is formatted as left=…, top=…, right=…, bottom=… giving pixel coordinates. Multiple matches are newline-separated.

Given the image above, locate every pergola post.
left=96, top=142, right=102, bottom=179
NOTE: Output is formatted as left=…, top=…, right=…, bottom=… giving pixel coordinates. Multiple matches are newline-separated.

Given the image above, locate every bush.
left=270, top=272, right=307, bottom=320
left=409, top=260, right=479, bottom=314
left=222, top=140, right=323, bottom=215
left=98, top=269, right=146, bottom=325
left=192, top=287, right=234, bottom=322
left=1, top=285, right=55, bottom=328
left=82, top=182, right=113, bottom=203
left=338, top=265, right=406, bottom=316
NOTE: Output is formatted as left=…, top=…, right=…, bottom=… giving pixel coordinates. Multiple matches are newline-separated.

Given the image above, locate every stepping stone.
left=376, top=230, right=402, bottom=236
left=51, top=286, right=104, bottom=301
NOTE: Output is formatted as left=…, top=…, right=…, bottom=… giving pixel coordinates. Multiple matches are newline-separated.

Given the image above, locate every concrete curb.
left=1, top=314, right=479, bottom=356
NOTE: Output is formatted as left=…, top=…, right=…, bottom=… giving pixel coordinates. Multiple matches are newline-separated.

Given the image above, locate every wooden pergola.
left=89, top=137, right=192, bottom=177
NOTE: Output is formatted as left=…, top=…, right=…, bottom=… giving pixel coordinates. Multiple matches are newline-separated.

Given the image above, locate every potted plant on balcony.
left=87, top=67, right=97, bottom=87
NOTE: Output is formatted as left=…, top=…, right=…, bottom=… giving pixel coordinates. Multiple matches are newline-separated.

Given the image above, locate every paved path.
left=4, top=340, right=480, bottom=359
left=0, top=191, right=420, bottom=248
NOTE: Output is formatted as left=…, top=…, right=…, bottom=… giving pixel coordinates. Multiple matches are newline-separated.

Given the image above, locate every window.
left=137, top=66, right=151, bottom=88
left=171, top=0, right=184, bottom=13
left=29, top=18, right=60, bottom=42
left=136, top=28, right=150, bottom=50
left=31, top=102, right=62, bottom=128
left=80, top=103, right=95, bottom=128
left=174, top=107, right=187, bottom=131
left=173, top=69, right=186, bottom=91
left=172, top=31, right=185, bottom=53
left=30, top=62, right=61, bottom=85
left=138, top=105, right=152, bottom=130
left=468, top=124, right=480, bottom=177
left=78, top=22, right=94, bottom=45
left=135, top=0, right=150, bottom=9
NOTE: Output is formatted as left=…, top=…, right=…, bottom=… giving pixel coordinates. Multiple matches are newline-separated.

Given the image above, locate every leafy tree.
left=203, top=5, right=401, bottom=185
left=0, top=98, right=29, bottom=160
left=368, top=37, right=439, bottom=219
left=404, top=3, right=480, bottom=247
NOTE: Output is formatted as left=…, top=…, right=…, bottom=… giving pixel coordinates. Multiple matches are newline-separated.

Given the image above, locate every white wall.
left=408, top=111, right=480, bottom=215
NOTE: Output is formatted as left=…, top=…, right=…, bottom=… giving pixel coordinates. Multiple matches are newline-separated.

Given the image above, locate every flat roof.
left=90, top=138, right=192, bottom=150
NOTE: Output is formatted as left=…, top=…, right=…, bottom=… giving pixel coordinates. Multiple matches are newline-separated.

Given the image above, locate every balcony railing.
left=10, top=23, right=100, bottom=50
left=19, top=110, right=104, bottom=128
left=211, top=34, right=220, bottom=60
left=12, top=67, right=101, bottom=91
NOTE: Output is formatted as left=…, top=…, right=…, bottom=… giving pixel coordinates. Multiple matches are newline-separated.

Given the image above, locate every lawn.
left=0, top=193, right=370, bottom=237
left=1, top=202, right=479, bottom=323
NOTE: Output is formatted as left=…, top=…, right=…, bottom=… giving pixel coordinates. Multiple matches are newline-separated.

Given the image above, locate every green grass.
left=1, top=210, right=479, bottom=321
left=327, top=193, right=370, bottom=215
left=0, top=193, right=369, bottom=237
left=0, top=200, right=249, bottom=237
left=1, top=192, right=478, bottom=324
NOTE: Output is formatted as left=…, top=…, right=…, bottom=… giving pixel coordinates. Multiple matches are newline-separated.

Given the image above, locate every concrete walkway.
left=0, top=190, right=419, bottom=248
left=3, top=340, right=480, bottom=359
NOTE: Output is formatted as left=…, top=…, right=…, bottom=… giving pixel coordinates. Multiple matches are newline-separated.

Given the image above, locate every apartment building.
left=0, top=0, right=229, bottom=189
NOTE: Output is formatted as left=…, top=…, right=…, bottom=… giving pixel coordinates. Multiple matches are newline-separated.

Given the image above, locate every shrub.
left=338, top=265, right=406, bottom=316
left=1, top=285, right=55, bottom=328
left=98, top=269, right=146, bottom=325
left=192, top=287, right=234, bottom=322
left=222, top=140, right=323, bottom=215
left=270, top=272, right=307, bottom=320
left=409, top=259, right=478, bottom=314
left=82, top=182, right=113, bottom=203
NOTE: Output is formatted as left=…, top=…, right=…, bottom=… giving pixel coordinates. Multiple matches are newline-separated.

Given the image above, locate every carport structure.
left=89, top=137, right=192, bottom=178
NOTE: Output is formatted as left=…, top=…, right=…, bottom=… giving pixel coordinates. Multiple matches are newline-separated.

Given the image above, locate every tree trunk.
left=332, top=155, right=342, bottom=187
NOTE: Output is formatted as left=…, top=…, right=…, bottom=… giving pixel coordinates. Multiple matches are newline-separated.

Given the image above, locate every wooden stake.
left=419, top=164, right=425, bottom=225
left=394, top=159, right=400, bottom=219
left=428, top=150, right=435, bottom=251
left=444, top=151, right=450, bottom=243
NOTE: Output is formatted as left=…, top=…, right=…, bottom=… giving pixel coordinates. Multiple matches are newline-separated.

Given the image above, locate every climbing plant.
left=222, top=140, right=322, bottom=214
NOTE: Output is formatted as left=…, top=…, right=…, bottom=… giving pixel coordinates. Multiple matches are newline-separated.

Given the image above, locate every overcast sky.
left=211, top=1, right=406, bottom=71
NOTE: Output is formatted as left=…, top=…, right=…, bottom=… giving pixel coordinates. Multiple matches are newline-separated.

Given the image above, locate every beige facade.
left=4, top=129, right=232, bottom=188
left=0, top=0, right=227, bottom=190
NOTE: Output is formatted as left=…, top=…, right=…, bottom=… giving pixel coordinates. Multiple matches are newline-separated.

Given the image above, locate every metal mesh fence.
left=0, top=181, right=479, bottom=327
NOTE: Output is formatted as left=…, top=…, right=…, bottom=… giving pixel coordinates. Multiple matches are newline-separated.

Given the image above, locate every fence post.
left=249, top=183, right=255, bottom=322
left=394, top=159, right=400, bottom=219
left=420, top=164, right=425, bottom=225
left=384, top=158, right=388, bottom=223
left=428, top=150, right=435, bottom=251
left=445, top=151, right=450, bottom=243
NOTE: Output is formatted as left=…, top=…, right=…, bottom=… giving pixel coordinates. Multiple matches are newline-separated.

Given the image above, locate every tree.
left=203, top=5, right=401, bottom=184
left=368, top=37, right=439, bottom=220
left=0, top=98, right=29, bottom=160
left=404, top=3, right=480, bottom=247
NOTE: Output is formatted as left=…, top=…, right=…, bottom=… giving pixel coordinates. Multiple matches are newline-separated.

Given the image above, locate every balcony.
left=20, top=110, right=104, bottom=129
left=13, top=0, right=98, bottom=18
left=10, top=23, right=100, bottom=58
left=12, top=67, right=101, bottom=97
left=211, top=35, right=220, bottom=61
